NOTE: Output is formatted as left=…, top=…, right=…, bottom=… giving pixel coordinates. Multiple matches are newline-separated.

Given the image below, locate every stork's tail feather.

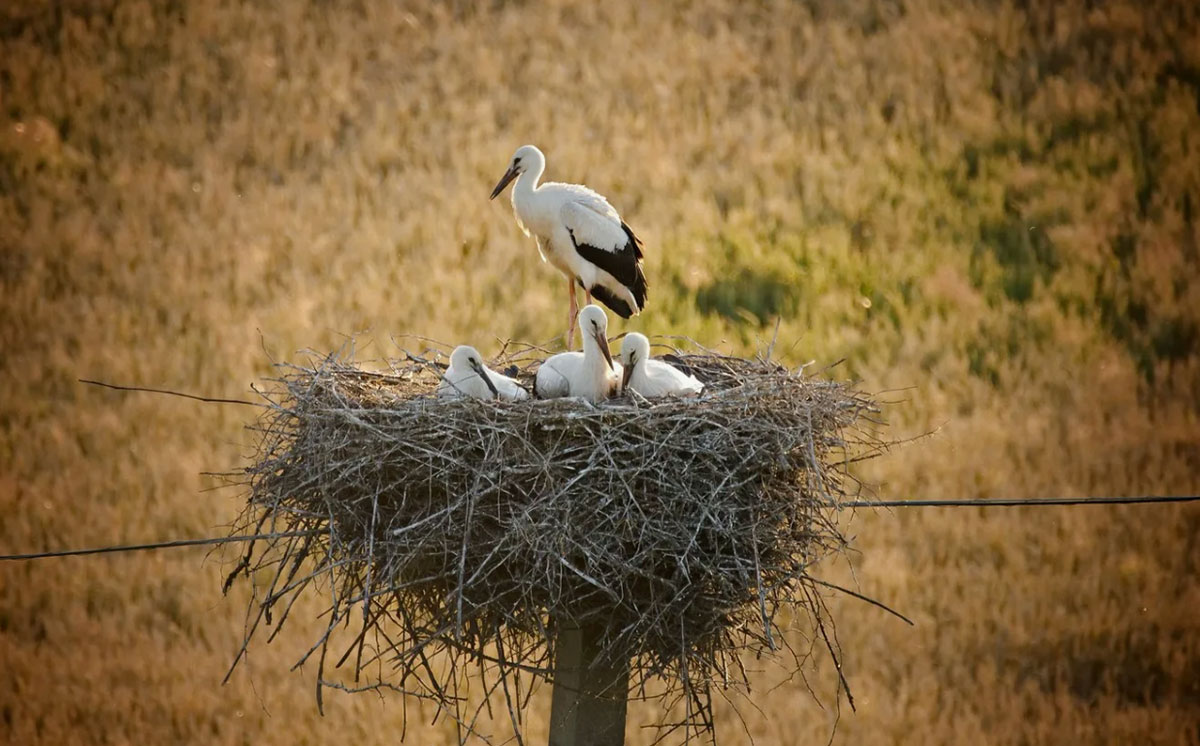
left=619, top=222, right=649, bottom=311
left=620, top=221, right=645, bottom=258
left=628, top=262, right=648, bottom=311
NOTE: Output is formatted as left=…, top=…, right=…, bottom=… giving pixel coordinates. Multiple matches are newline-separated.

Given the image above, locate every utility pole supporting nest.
left=549, top=622, right=630, bottom=746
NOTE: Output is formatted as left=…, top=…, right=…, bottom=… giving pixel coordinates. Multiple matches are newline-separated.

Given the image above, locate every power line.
left=0, top=530, right=323, bottom=562
left=78, top=378, right=261, bottom=407
left=839, top=495, right=1200, bottom=508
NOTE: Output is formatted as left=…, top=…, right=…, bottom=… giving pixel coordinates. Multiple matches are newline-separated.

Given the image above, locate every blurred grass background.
left=1, top=0, right=1197, bottom=743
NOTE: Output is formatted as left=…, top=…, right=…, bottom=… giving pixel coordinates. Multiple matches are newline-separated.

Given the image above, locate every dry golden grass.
left=1, top=0, right=1197, bottom=743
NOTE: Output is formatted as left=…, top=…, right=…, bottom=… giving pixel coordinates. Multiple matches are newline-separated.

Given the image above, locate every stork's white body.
left=438, top=346, right=530, bottom=401
left=535, top=306, right=621, bottom=403
left=510, top=180, right=641, bottom=313
left=490, top=146, right=647, bottom=347
left=619, top=333, right=703, bottom=398
left=536, top=352, right=623, bottom=403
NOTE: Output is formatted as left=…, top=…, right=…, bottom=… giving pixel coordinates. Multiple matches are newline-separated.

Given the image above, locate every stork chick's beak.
left=621, top=353, right=635, bottom=391
left=593, top=328, right=615, bottom=371
left=471, top=360, right=501, bottom=398
left=489, top=164, right=519, bottom=200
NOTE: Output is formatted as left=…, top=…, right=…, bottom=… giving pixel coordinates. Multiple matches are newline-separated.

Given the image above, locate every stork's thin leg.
left=584, top=287, right=593, bottom=306
left=567, top=280, right=578, bottom=350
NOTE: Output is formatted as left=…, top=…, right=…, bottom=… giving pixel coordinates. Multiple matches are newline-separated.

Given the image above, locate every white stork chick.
left=535, top=305, right=622, bottom=403
left=619, top=333, right=704, bottom=399
left=490, top=145, right=648, bottom=349
left=438, top=345, right=530, bottom=401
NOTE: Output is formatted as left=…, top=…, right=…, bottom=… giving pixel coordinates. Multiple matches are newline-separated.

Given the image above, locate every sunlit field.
left=2, top=1, right=1197, bottom=743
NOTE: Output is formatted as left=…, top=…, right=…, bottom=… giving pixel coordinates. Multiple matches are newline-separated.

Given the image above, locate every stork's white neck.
left=581, top=331, right=613, bottom=395
left=513, top=154, right=546, bottom=201
left=629, top=357, right=648, bottom=390
left=582, top=332, right=602, bottom=364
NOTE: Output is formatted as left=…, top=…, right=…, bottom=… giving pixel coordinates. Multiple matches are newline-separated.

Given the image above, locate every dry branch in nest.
left=227, top=341, right=887, bottom=742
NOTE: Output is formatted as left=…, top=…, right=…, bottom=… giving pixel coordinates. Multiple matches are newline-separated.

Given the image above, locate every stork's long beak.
left=471, top=360, right=500, bottom=398
left=489, top=165, right=519, bottom=200
left=621, top=354, right=635, bottom=391
left=593, top=328, right=614, bottom=371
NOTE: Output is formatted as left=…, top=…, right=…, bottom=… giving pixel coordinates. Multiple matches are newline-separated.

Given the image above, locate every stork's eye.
left=514, top=157, right=522, bottom=166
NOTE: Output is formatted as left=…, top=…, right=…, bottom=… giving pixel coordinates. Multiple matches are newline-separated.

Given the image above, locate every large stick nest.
left=228, top=342, right=885, bottom=740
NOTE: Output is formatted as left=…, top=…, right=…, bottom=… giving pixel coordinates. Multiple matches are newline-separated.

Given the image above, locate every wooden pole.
left=548, top=622, right=629, bottom=746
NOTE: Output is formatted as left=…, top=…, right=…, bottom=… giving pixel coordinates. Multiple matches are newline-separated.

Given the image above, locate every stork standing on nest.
left=438, top=345, right=530, bottom=401
left=536, top=305, right=622, bottom=403
left=489, top=145, right=648, bottom=349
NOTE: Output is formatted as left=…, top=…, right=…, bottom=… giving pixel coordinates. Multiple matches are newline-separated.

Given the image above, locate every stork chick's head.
left=578, top=304, right=614, bottom=370
left=449, top=345, right=499, bottom=397
left=619, top=332, right=651, bottom=390
left=489, top=144, right=544, bottom=199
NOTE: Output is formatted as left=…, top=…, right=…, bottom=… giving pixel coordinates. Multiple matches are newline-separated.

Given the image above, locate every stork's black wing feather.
left=589, top=286, right=636, bottom=318
left=569, top=224, right=648, bottom=315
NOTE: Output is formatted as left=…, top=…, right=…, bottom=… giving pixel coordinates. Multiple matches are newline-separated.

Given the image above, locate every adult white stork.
left=618, top=333, right=704, bottom=398
left=438, top=345, right=530, bottom=401
left=489, top=145, right=648, bottom=349
left=535, top=305, right=622, bottom=403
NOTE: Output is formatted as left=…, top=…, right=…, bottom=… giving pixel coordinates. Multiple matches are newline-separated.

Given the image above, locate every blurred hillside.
left=1, top=1, right=1197, bottom=744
